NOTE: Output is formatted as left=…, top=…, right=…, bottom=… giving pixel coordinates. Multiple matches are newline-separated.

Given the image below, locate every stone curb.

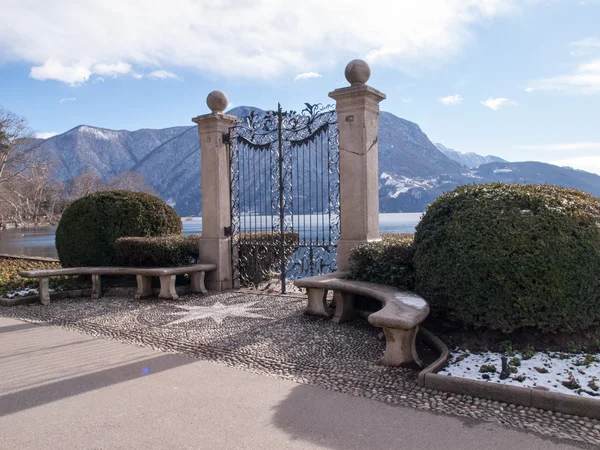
left=416, top=330, right=600, bottom=420
left=0, top=253, right=60, bottom=262
left=417, top=327, right=450, bottom=387
left=0, top=285, right=192, bottom=307
left=423, top=373, right=600, bottom=419
left=0, top=288, right=92, bottom=307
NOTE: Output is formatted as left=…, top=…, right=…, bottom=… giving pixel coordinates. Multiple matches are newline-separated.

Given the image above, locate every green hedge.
left=413, top=183, right=600, bottom=334
left=114, top=234, right=201, bottom=267
left=56, top=190, right=182, bottom=267
left=237, top=232, right=299, bottom=285
left=347, top=234, right=415, bottom=289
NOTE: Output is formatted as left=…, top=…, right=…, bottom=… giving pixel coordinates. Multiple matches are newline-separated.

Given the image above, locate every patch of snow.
left=79, top=126, right=119, bottom=141
left=493, top=168, right=513, bottom=174
left=439, top=350, right=600, bottom=398
left=462, top=171, right=483, bottom=179
left=380, top=172, right=391, bottom=180
left=395, top=293, right=428, bottom=310
left=5, top=287, right=39, bottom=298
left=381, top=175, right=438, bottom=198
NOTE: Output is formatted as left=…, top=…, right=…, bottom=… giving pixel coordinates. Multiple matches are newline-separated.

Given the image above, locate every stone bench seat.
left=294, top=274, right=429, bottom=366
left=19, top=264, right=217, bottom=305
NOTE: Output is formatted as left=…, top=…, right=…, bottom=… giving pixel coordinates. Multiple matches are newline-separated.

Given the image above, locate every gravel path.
left=2, top=291, right=600, bottom=448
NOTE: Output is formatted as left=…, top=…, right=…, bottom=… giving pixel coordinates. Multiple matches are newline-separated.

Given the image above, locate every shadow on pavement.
left=271, top=384, right=585, bottom=450
left=0, top=352, right=196, bottom=417
left=0, top=322, right=40, bottom=334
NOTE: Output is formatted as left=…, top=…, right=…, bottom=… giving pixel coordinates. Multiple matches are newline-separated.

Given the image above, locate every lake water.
left=0, top=213, right=422, bottom=259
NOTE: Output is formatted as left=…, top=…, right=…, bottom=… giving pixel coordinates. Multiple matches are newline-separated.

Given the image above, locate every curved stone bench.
left=19, top=264, right=217, bottom=305
left=294, top=275, right=429, bottom=366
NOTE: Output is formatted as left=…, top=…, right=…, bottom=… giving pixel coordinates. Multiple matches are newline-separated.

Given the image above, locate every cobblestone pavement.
left=1, top=291, right=599, bottom=448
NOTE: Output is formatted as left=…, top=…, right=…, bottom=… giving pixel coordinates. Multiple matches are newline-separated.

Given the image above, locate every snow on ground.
left=5, top=287, right=39, bottom=298
left=439, top=350, right=600, bottom=398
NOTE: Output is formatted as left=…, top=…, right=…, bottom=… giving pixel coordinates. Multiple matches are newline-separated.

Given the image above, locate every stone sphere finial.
left=345, top=59, right=370, bottom=86
left=206, top=90, right=228, bottom=113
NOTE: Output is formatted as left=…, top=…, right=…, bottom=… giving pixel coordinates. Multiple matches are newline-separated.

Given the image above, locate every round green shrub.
left=56, top=190, right=182, bottom=267
left=413, top=183, right=600, bottom=334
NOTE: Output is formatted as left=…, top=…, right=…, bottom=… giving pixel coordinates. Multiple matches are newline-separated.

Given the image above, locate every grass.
left=0, top=256, right=87, bottom=297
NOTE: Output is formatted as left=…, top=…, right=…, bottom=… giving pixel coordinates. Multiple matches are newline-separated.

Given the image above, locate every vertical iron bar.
left=321, top=132, right=325, bottom=246
left=229, top=128, right=235, bottom=285
left=278, top=104, right=286, bottom=294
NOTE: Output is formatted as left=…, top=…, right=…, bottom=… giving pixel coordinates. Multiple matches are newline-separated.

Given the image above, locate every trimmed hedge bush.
left=347, top=234, right=416, bottom=289
left=56, top=190, right=182, bottom=267
left=413, top=183, right=600, bottom=334
left=237, top=232, right=299, bottom=285
left=114, top=234, right=201, bottom=267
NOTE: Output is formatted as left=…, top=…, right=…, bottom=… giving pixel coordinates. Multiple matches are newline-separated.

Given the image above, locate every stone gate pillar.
left=192, top=91, right=238, bottom=291
left=329, top=60, right=386, bottom=272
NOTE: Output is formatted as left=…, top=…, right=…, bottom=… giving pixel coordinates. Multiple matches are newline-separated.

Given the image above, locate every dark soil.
left=423, top=316, right=600, bottom=354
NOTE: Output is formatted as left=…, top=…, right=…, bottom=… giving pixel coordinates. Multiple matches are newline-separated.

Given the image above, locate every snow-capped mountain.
left=434, top=143, right=506, bottom=168
left=30, top=107, right=600, bottom=216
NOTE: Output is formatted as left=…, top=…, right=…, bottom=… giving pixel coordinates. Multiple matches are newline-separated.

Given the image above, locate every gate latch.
left=224, top=226, right=232, bottom=236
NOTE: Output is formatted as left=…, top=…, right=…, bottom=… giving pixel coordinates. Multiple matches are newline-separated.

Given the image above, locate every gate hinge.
left=224, top=226, right=232, bottom=237
left=222, top=133, right=231, bottom=145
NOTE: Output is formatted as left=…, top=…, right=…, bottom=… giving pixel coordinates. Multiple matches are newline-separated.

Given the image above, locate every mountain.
left=30, top=107, right=600, bottom=216
left=434, top=143, right=506, bottom=168
left=35, top=125, right=190, bottom=180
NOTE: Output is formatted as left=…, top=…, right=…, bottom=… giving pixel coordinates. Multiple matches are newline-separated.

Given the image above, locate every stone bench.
left=294, top=274, right=430, bottom=366
left=19, top=264, right=217, bottom=305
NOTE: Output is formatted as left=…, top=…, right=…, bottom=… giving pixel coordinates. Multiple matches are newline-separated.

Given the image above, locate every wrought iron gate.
left=228, top=103, right=340, bottom=293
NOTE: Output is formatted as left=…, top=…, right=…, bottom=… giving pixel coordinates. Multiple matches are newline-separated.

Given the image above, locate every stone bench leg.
left=332, top=291, right=356, bottom=324
left=39, top=278, right=50, bottom=305
left=159, top=275, right=178, bottom=300
left=379, top=325, right=422, bottom=367
left=189, top=271, right=207, bottom=294
left=304, top=288, right=331, bottom=317
left=136, top=275, right=153, bottom=300
left=91, top=274, right=102, bottom=299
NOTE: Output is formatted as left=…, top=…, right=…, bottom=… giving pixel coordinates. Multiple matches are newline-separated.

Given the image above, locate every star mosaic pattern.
left=166, top=301, right=271, bottom=326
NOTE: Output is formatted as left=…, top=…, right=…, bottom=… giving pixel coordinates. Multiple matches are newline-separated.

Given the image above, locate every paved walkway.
left=0, top=317, right=590, bottom=449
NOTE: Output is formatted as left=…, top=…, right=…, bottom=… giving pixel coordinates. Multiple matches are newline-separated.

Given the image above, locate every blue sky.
left=1, top=0, right=600, bottom=173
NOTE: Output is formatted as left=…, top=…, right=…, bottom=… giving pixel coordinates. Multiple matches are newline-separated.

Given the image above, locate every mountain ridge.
left=31, top=107, right=600, bottom=216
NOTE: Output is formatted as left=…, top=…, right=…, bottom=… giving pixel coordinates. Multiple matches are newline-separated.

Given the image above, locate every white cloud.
left=2, top=0, right=528, bottom=84
left=294, top=72, right=322, bottom=81
left=527, top=59, right=600, bottom=94
left=132, top=73, right=144, bottom=80
left=513, top=142, right=600, bottom=151
left=570, top=37, right=600, bottom=56
left=148, top=70, right=180, bottom=80
left=35, top=131, right=58, bottom=139
left=439, top=94, right=463, bottom=105
left=29, top=59, right=92, bottom=86
left=480, top=97, right=515, bottom=110
left=59, top=97, right=76, bottom=104
left=552, top=155, right=600, bottom=175
left=29, top=59, right=132, bottom=86
left=93, top=62, right=131, bottom=77
left=401, top=97, right=413, bottom=103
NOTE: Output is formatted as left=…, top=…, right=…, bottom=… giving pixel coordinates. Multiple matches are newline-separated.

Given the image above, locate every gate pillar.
left=329, top=60, right=386, bottom=271
left=192, top=91, right=238, bottom=291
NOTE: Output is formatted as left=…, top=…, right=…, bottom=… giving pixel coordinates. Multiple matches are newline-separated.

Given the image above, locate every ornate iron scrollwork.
left=228, top=103, right=340, bottom=293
